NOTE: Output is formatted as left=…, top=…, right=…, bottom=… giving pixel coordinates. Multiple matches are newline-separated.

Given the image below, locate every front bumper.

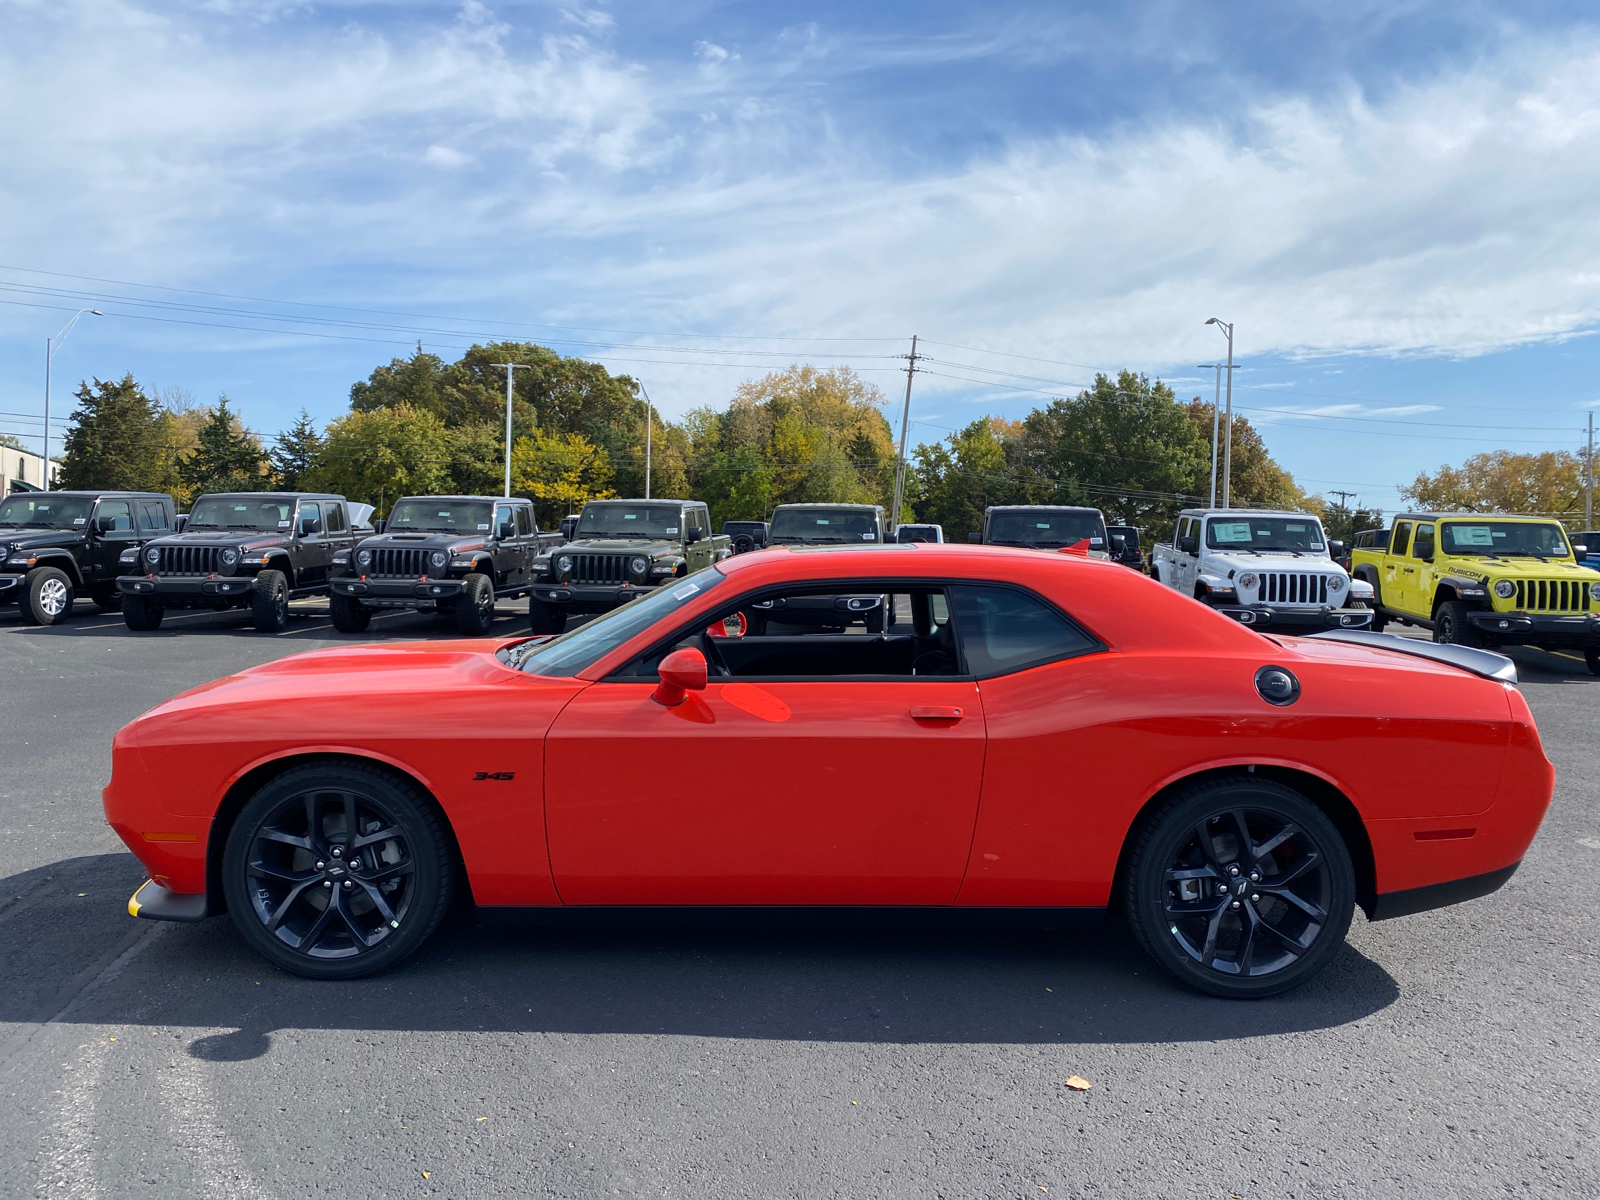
left=0, top=573, right=22, bottom=602
left=1215, top=604, right=1372, bottom=631
left=531, top=582, right=650, bottom=612
left=117, top=574, right=254, bottom=601
left=1468, top=610, right=1600, bottom=646
left=331, top=576, right=466, bottom=607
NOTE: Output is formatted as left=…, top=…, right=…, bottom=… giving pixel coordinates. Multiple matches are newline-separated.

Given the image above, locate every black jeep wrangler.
left=329, top=495, right=563, bottom=636
left=0, top=490, right=175, bottom=624
left=723, top=520, right=769, bottom=554
left=753, top=502, right=890, bottom=633
left=119, top=492, right=361, bottom=633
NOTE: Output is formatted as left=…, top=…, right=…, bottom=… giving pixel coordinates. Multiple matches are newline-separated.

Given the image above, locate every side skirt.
left=476, top=905, right=1110, bottom=934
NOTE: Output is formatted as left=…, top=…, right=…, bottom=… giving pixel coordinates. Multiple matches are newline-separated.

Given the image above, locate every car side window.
left=494, top=504, right=515, bottom=536
left=95, top=500, right=132, bottom=531
left=138, top=502, right=167, bottom=531
left=947, top=584, right=1099, bottom=678
left=517, top=507, right=533, bottom=537
left=1412, top=524, right=1434, bottom=560
left=1391, top=522, right=1412, bottom=555
left=297, top=502, right=323, bottom=536
left=324, top=503, right=346, bottom=534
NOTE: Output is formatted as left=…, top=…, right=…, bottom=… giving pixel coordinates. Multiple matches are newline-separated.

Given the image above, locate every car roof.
left=771, top=502, right=882, bottom=510
left=23, top=490, right=171, bottom=499
left=1182, top=508, right=1316, bottom=519
left=585, top=497, right=694, bottom=506
left=987, top=505, right=1102, bottom=513
left=195, top=492, right=345, bottom=501
left=1392, top=512, right=1563, bottom=522
left=393, top=495, right=529, bottom=504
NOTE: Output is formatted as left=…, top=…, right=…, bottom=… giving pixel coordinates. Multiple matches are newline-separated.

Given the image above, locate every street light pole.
left=1205, top=318, right=1235, bottom=507
left=1586, top=409, right=1594, bottom=532
left=638, top=384, right=654, bottom=500
left=1197, top=364, right=1222, bottom=508
left=43, top=309, right=102, bottom=491
left=493, top=363, right=532, bottom=498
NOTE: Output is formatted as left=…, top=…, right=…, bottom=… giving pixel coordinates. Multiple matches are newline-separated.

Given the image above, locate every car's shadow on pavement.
left=0, top=599, right=536, bottom=641
left=4, top=854, right=1401, bottom=1060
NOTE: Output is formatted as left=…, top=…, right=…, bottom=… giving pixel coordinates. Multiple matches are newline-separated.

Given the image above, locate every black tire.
left=252, top=569, right=290, bottom=633
left=1434, top=600, right=1483, bottom=648
left=122, top=594, right=165, bottom=631
left=20, top=566, right=74, bottom=625
left=329, top=593, right=371, bottom=634
left=455, top=574, right=496, bottom=636
left=1586, top=646, right=1600, bottom=676
left=221, top=761, right=455, bottom=980
left=529, top=598, right=566, bottom=635
left=1122, top=776, right=1356, bottom=999
left=91, top=585, right=123, bottom=612
left=1355, top=599, right=1386, bottom=633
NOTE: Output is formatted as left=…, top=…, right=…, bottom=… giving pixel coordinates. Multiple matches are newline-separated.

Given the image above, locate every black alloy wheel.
left=252, top=569, right=291, bottom=633
left=455, top=573, right=495, bottom=636
left=21, top=566, right=74, bottom=626
left=329, top=592, right=371, bottom=634
left=529, top=597, right=566, bottom=634
left=122, top=594, right=164, bottom=631
left=1434, top=600, right=1484, bottom=648
left=222, top=763, right=454, bottom=980
left=1123, top=777, right=1355, bottom=998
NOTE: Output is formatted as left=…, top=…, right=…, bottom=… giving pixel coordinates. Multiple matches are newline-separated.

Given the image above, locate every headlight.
left=1493, top=579, right=1516, bottom=599
left=429, top=551, right=448, bottom=569
left=1238, top=572, right=1257, bottom=589
left=357, top=549, right=372, bottom=567
left=1327, top=575, right=1345, bottom=591
left=146, top=547, right=160, bottom=565
left=220, top=548, right=239, bottom=566
left=1590, top=582, right=1600, bottom=602
left=556, top=554, right=572, bottom=573
left=119, top=547, right=138, bottom=563
left=630, top=556, right=649, bottom=575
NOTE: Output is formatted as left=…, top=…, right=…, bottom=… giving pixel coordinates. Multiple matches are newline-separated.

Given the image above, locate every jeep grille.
left=156, top=545, right=220, bottom=575
left=1510, top=578, right=1588, bottom=613
left=1258, top=572, right=1332, bottom=605
left=370, top=547, right=430, bottom=578
left=571, top=553, right=629, bottom=585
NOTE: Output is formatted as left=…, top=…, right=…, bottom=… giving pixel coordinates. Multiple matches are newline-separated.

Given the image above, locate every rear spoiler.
left=1307, top=629, right=1517, bottom=684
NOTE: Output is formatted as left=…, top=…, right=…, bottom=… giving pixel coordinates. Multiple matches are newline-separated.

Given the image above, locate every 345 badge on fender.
left=473, top=771, right=516, bottom=781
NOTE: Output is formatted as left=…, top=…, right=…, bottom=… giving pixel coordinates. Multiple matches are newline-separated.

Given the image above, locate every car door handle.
left=910, top=706, right=964, bottom=721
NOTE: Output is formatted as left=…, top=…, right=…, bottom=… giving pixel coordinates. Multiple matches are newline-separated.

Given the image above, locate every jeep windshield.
left=0, top=495, right=94, bottom=529
left=387, top=500, right=494, bottom=534
left=1206, top=517, right=1326, bottom=554
left=769, top=508, right=878, bottom=543
left=186, top=496, right=295, bottom=531
left=987, top=511, right=1105, bottom=548
left=503, top=568, right=727, bottom=677
left=1440, top=521, right=1572, bottom=559
left=575, top=504, right=682, bottom=539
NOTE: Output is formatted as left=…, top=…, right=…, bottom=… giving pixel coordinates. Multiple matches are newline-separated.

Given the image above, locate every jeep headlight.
left=357, top=549, right=372, bottom=568
left=1327, top=574, right=1345, bottom=592
left=1493, top=579, right=1516, bottom=599
left=119, top=547, right=138, bottom=563
left=630, top=556, right=649, bottom=575
left=429, top=551, right=448, bottom=569
left=1238, top=572, right=1258, bottom=589
left=1590, top=581, right=1600, bottom=602
left=556, top=554, right=573, bottom=574
left=220, top=548, right=239, bottom=566
left=145, top=547, right=160, bottom=565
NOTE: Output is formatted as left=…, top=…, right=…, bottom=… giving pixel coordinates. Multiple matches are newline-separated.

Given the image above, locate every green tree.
left=179, top=396, right=267, bottom=496
left=57, top=375, right=175, bottom=493
left=310, top=404, right=451, bottom=508
left=909, top=417, right=1024, bottom=540
left=0, top=434, right=22, bottom=451
left=510, top=429, right=616, bottom=526
left=1400, top=450, right=1584, bottom=518
left=269, top=409, right=323, bottom=491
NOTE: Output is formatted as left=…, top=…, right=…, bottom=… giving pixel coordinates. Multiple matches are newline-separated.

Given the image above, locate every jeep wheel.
left=221, top=761, right=455, bottom=980
left=529, top=597, right=566, bottom=635
left=21, top=567, right=74, bottom=625
left=455, top=574, right=495, bottom=636
left=252, top=569, right=291, bottom=633
left=330, top=593, right=371, bottom=634
left=1585, top=646, right=1600, bottom=676
left=91, top=585, right=123, bottom=612
left=1434, top=600, right=1483, bottom=648
left=1356, top=599, right=1386, bottom=633
left=122, top=594, right=165, bottom=631
left=1122, top=776, right=1355, bottom=999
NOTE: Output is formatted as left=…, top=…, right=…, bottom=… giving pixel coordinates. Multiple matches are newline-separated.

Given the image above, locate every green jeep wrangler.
left=1350, top=512, right=1600, bottom=673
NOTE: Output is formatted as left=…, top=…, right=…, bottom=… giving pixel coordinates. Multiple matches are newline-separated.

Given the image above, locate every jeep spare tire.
left=252, top=568, right=291, bottom=633
left=455, top=573, right=495, bottom=636
left=21, top=566, right=74, bottom=625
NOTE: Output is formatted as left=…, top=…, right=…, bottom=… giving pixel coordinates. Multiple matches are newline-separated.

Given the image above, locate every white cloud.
left=424, top=144, right=474, bottom=169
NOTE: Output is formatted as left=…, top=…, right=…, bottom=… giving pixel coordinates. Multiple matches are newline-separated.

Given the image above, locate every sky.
left=3, top=0, right=1600, bottom=517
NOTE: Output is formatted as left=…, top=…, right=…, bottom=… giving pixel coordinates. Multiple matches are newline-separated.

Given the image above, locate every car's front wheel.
left=529, top=598, right=566, bottom=634
left=222, top=762, right=455, bottom=980
left=21, top=566, right=74, bottom=625
left=455, top=574, right=495, bottom=636
left=329, top=593, right=371, bottom=633
left=252, top=569, right=290, bottom=633
left=1354, top=598, right=1385, bottom=633
left=122, top=594, right=164, bottom=631
left=1434, top=600, right=1484, bottom=648
left=1586, top=646, right=1600, bottom=676
left=1122, top=776, right=1355, bottom=998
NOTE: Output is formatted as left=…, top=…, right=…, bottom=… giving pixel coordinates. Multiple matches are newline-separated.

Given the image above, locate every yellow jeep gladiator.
left=1350, top=513, right=1600, bottom=673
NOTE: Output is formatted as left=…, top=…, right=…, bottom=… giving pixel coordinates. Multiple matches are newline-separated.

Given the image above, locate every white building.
left=1, top=444, right=57, bottom=497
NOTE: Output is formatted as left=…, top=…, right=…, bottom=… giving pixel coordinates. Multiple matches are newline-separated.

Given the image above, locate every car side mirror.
left=653, top=647, right=708, bottom=707
left=497, top=521, right=515, bottom=540
left=967, top=532, right=981, bottom=543
left=687, top=526, right=704, bottom=543
left=298, top=516, right=320, bottom=537
left=1179, top=536, right=1198, bottom=554
left=1574, top=543, right=1588, bottom=556
left=1109, top=534, right=1125, bottom=552
left=1327, top=540, right=1345, bottom=556
left=95, top=515, right=118, bottom=533
left=373, top=519, right=386, bottom=534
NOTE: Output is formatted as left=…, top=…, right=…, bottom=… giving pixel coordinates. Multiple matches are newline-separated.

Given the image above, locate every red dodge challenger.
left=104, top=544, right=1553, bottom=998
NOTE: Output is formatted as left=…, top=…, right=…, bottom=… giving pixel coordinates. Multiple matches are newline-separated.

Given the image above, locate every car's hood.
left=359, top=532, right=488, bottom=554
left=154, top=530, right=289, bottom=549
left=1440, top=557, right=1600, bottom=580
left=0, top=528, right=88, bottom=550
left=561, top=537, right=676, bottom=552
left=1205, top=551, right=1347, bottom=576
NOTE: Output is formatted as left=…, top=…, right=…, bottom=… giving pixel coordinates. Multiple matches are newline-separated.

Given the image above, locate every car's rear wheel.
left=122, top=594, right=164, bottom=631
left=1123, top=776, right=1355, bottom=999
left=529, top=598, right=566, bottom=634
left=455, top=574, right=495, bottom=636
left=1434, top=600, right=1483, bottom=648
left=21, top=567, right=74, bottom=625
left=329, top=593, right=371, bottom=633
left=252, top=569, right=290, bottom=633
left=222, top=762, right=455, bottom=980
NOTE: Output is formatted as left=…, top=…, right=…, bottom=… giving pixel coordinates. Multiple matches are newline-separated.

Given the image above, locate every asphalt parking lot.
left=1, top=598, right=1597, bottom=1198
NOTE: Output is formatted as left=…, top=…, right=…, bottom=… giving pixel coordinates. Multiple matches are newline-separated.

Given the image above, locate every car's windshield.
left=576, top=504, right=683, bottom=539
left=987, top=511, right=1105, bottom=548
left=769, top=508, right=879, bottom=543
left=504, top=568, right=728, bottom=677
left=387, top=500, right=494, bottom=534
left=1206, top=517, right=1326, bottom=553
left=1440, top=521, right=1573, bottom=558
left=0, top=495, right=94, bottom=529
left=186, top=496, right=295, bottom=531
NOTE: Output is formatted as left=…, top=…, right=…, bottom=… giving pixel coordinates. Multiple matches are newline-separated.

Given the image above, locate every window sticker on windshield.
left=863, top=533, right=875, bottom=540
left=666, top=526, right=677, bottom=534
left=671, top=582, right=700, bottom=601
left=278, top=520, right=291, bottom=528
left=1455, top=526, right=1495, bottom=546
left=1089, top=537, right=1103, bottom=545
left=624, top=513, right=638, bottom=520
left=1214, top=522, right=1252, bottom=541
left=73, top=517, right=85, bottom=524
left=477, top=523, right=490, bottom=530
left=816, top=519, right=831, bottom=525
left=1286, top=524, right=1305, bottom=532
left=1035, top=523, right=1049, bottom=529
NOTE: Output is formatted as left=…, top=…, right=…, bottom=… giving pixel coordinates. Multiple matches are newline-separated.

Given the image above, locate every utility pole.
left=638, top=384, right=654, bottom=500
left=1586, top=409, right=1594, bottom=532
left=890, top=334, right=919, bottom=530
left=43, top=309, right=102, bottom=491
left=1206, top=318, right=1236, bottom=508
left=1329, top=490, right=1356, bottom=508
left=494, top=363, right=532, bottom=498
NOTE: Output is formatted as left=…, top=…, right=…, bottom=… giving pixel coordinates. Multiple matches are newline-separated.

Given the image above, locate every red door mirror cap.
left=653, top=647, right=709, bottom=706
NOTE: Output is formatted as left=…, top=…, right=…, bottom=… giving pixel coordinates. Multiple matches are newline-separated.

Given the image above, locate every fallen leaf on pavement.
left=1064, top=1076, right=1092, bottom=1091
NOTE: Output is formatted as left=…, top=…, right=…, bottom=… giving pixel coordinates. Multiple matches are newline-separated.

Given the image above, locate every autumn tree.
left=1400, top=450, right=1584, bottom=518
left=511, top=429, right=616, bottom=526
left=909, top=417, right=1027, bottom=540
left=309, top=404, right=451, bottom=509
